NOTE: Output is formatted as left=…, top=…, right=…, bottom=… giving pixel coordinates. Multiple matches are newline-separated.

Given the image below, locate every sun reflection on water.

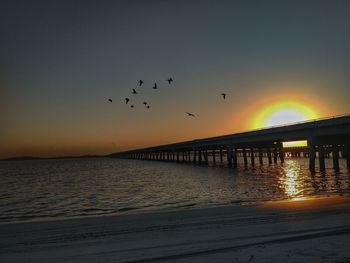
left=280, top=160, right=304, bottom=198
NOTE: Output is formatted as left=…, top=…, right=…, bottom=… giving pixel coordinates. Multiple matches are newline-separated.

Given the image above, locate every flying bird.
left=132, top=89, right=137, bottom=94
left=139, top=80, right=143, bottom=86
left=146, top=105, right=150, bottom=109
left=125, top=98, right=130, bottom=104
left=130, top=105, right=134, bottom=108
left=152, top=83, right=157, bottom=89
left=221, top=93, right=226, bottom=99
left=186, top=112, right=195, bottom=117
left=167, top=77, right=173, bottom=84
left=143, top=102, right=148, bottom=105
left=108, top=99, right=112, bottom=103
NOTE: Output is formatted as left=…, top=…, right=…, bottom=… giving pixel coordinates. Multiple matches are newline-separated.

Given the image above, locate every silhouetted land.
left=1, top=155, right=105, bottom=161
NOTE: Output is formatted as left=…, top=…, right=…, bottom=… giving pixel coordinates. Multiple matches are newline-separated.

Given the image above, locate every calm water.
left=0, top=157, right=349, bottom=223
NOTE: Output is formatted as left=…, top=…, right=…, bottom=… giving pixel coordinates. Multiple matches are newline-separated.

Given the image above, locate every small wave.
left=118, top=207, right=139, bottom=212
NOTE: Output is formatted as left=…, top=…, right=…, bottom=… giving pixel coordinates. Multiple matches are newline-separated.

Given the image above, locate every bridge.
left=111, top=114, right=350, bottom=171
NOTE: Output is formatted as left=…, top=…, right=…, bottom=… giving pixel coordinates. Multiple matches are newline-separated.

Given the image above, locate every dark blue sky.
left=1, top=0, right=350, bottom=157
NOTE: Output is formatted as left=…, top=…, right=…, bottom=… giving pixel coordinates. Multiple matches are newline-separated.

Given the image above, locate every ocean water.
left=0, top=157, right=349, bottom=223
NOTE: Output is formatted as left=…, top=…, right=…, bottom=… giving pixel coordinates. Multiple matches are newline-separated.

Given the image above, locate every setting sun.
left=251, top=100, right=319, bottom=130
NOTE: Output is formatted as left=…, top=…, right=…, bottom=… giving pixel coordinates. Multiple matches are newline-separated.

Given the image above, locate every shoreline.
left=1, top=193, right=348, bottom=226
left=1, top=195, right=350, bottom=262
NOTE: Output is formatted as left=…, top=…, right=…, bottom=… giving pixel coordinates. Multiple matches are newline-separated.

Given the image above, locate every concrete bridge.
left=111, top=114, right=350, bottom=172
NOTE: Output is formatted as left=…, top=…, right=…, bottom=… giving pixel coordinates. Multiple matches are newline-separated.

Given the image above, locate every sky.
left=1, top=0, right=350, bottom=158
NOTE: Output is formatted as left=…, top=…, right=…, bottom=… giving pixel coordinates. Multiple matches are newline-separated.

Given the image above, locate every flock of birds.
left=108, top=77, right=227, bottom=118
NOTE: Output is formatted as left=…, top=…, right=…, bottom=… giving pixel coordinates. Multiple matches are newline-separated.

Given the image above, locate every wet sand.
left=1, top=195, right=350, bottom=262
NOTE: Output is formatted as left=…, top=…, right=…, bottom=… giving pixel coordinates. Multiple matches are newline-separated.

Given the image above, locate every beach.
left=1, top=195, right=350, bottom=262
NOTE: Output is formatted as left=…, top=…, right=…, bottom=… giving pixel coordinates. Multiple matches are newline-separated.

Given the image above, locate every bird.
left=167, top=77, right=173, bottom=84
left=125, top=98, right=130, bottom=104
left=108, top=99, right=113, bottom=103
left=130, top=105, right=134, bottom=108
left=143, top=102, right=148, bottom=105
left=132, top=89, right=137, bottom=94
left=146, top=105, right=150, bottom=109
left=221, top=93, right=226, bottom=99
left=186, top=112, right=195, bottom=117
left=152, top=83, right=157, bottom=89
left=139, top=80, right=143, bottom=86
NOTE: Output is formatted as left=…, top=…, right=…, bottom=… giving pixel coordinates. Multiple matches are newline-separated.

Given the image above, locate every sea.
left=0, top=157, right=349, bottom=224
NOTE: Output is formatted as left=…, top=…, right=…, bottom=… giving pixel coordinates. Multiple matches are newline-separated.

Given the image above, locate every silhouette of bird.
left=143, top=102, right=148, bottom=105
left=221, top=93, right=226, bottom=99
left=125, top=98, right=130, bottom=104
left=186, top=112, right=195, bottom=117
left=108, top=99, right=112, bottom=103
left=130, top=105, right=134, bottom=108
left=152, top=83, right=157, bottom=89
left=132, top=89, right=137, bottom=94
left=167, top=77, right=173, bottom=84
left=139, top=80, right=143, bottom=86
left=146, top=105, right=150, bottom=109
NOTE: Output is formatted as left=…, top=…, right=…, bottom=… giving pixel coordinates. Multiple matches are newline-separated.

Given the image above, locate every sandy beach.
left=1, top=195, right=350, bottom=262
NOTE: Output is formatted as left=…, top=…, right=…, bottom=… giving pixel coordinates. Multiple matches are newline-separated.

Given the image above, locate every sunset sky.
left=1, top=0, right=350, bottom=158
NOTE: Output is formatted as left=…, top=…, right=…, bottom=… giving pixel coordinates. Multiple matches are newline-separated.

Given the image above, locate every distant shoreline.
left=0, top=155, right=106, bottom=161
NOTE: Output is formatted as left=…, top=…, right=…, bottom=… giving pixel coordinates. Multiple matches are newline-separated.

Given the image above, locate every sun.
left=251, top=100, right=319, bottom=130
left=249, top=99, right=321, bottom=148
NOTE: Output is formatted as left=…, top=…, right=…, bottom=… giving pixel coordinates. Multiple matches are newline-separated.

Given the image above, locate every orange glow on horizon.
left=231, top=90, right=330, bottom=133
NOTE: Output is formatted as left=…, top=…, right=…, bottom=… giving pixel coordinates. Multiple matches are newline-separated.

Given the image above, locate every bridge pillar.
left=243, top=148, right=248, bottom=166
left=267, top=148, right=272, bottom=164
left=309, top=144, right=316, bottom=172
left=318, top=145, right=326, bottom=172
left=258, top=148, right=263, bottom=165
left=332, top=145, right=340, bottom=170
left=278, top=143, right=284, bottom=163
left=233, top=148, right=238, bottom=168
left=250, top=148, right=255, bottom=166
left=204, top=150, right=209, bottom=165
left=220, top=149, right=223, bottom=164
left=273, top=146, right=278, bottom=164
left=176, top=151, right=180, bottom=162
left=198, top=150, right=202, bottom=165
left=212, top=150, right=216, bottom=166
left=345, top=144, right=350, bottom=168
left=193, top=149, right=197, bottom=164
left=227, top=146, right=232, bottom=168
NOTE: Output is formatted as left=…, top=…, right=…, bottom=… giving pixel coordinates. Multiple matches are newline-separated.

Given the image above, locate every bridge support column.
left=204, top=150, right=209, bottom=165
left=258, top=148, right=263, bottom=165
left=220, top=149, right=223, bottom=164
left=273, top=146, right=278, bottom=164
left=309, top=144, right=316, bottom=172
left=250, top=148, right=255, bottom=166
left=345, top=144, right=350, bottom=168
left=198, top=150, right=202, bottom=165
left=193, top=149, right=197, bottom=164
left=278, top=143, right=284, bottom=164
left=176, top=151, right=180, bottom=162
left=267, top=148, right=272, bottom=164
left=318, top=146, right=326, bottom=172
left=332, top=145, right=340, bottom=170
left=212, top=150, right=216, bottom=166
left=227, top=146, right=232, bottom=168
left=243, top=148, right=248, bottom=166
left=233, top=148, right=238, bottom=168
